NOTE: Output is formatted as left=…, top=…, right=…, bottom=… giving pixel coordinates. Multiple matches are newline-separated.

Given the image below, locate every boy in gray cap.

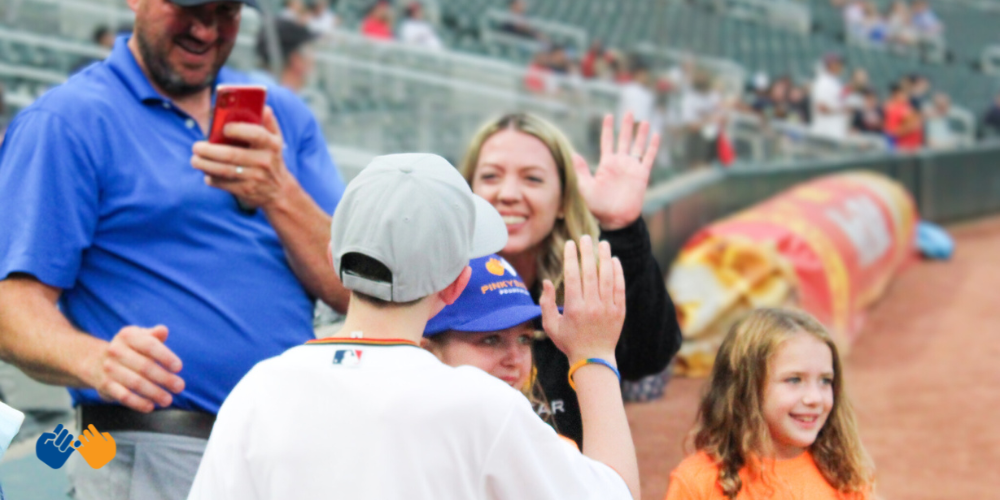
left=188, top=154, right=640, bottom=500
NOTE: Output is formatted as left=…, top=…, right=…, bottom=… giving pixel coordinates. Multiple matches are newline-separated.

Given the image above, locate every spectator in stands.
left=94, top=25, right=116, bottom=49
left=753, top=75, right=788, bottom=120
left=908, top=74, right=932, bottom=112
left=280, top=0, right=310, bottom=24
left=611, top=57, right=633, bottom=84
left=747, top=72, right=770, bottom=109
left=72, top=26, right=118, bottom=74
left=786, top=85, right=811, bottom=125
left=884, top=81, right=924, bottom=150
left=253, top=18, right=317, bottom=93
left=618, top=63, right=655, bottom=128
left=886, top=0, right=918, bottom=48
left=360, top=0, right=394, bottom=41
left=925, top=93, right=959, bottom=150
left=680, top=70, right=725, bottom=168
left=547, top=45, right=573, bottom=75
left=581, top=40, right=609, bottom=79
left=843, top=0, right=866, bottom=40
left=499, top=0, right=542, bottom=41
left=981, top=94, right=1000, bottom=137
left=861, top=1, right=888, bottom=45
left=0, top=0, right=349, bottom=497
left=843, top=67, right=871, bottom=111
left=524, top=50, right=555, bottom=95
left=810, top=53, right=849, bottom=139
left=597, top=50, right=625, bottom=82
left=306, top=0, right=339, bottom=37
left=851, top=88, right=884, bottom=135
left=399, top=2, right=443, bottom=50
left=458, top=112, right=681, bottom=446
left=911, top=0, right=943, bottom=38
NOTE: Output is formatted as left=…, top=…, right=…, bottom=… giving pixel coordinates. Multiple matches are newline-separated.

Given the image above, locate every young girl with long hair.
left=665, top=308, right=874, bottom=499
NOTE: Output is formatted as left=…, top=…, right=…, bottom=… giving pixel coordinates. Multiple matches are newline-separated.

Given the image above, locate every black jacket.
left=531, top=217, right=682, bottom=446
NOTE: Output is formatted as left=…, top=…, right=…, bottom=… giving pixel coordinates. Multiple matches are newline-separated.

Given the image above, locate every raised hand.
left=539, top=236, right=627, bottom=364
left=72, top=424, right=117, bottom=470
left=35, top=424, right=75, bottom=469
left=88, top=325, right=185, bottom=413
left=572, top=112, right=660, bottom=231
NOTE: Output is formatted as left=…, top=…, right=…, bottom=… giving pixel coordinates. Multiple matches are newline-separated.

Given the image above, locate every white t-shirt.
left=618, top=81, right=655, bottom=124
left=187, top=338, right=631, bottom=500
left=399, top=20, right=444, bottom=50
left=307, top=11, right=338, bottom=37
left=810, top=70, right=849, bottom=139
left=679, top=89, right=721, bottom=127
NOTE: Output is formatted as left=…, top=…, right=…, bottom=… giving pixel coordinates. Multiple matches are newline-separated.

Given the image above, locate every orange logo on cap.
left=485, top=258, right=505, bottom=276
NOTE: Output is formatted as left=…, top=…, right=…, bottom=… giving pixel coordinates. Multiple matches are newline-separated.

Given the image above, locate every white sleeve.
left=480, top=399, right=632, bottom=500
left=186, top=369, right=262, bottom=500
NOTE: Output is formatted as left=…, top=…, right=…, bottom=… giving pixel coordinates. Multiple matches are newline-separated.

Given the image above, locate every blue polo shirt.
left=0, top=36, right=345, bottom=413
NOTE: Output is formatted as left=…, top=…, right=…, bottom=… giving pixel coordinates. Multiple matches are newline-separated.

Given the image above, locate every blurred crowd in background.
left=6, top=0, right=1000, bottom=168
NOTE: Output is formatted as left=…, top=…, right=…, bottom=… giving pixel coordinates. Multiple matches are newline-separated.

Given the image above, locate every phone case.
left=208, top=85, right=267, bottom=146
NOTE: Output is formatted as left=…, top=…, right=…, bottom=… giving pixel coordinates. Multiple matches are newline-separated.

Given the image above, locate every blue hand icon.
left=36, top=424, right=75, bottom=469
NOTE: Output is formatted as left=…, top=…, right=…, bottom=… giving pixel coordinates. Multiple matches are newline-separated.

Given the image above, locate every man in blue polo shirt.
left=0, top=0, right=347, bottom=497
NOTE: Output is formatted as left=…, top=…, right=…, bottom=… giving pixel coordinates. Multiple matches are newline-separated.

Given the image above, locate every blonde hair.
left=459, top=113, right=599, bottom=302
left=692, top=308, right=874, bottom=498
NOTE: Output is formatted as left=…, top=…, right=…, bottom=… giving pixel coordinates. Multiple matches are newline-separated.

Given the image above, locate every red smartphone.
left=208, top=84, right=267, bottom=146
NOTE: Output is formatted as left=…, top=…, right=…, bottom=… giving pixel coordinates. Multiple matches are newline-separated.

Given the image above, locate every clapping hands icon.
left=72, top=424, right=117, bottom=470
left=35, top=424, right=75, bottom=469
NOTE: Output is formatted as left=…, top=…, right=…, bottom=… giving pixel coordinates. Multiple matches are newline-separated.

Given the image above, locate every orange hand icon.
left=72, top=424, right=117, bottom=470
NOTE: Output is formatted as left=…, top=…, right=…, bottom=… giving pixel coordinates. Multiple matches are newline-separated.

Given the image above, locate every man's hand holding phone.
left=192, top=105, right=297, bottom=210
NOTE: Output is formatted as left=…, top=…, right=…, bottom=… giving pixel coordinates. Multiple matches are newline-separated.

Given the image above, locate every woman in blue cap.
left=423, top=254, right=557, bottom=425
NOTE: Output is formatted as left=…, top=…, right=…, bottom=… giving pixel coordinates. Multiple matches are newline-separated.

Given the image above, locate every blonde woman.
left=459, top=112, right=682, bottom=445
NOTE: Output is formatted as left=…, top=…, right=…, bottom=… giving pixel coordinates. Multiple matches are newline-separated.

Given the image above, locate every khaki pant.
left=68, top=431, right=206, bottom=500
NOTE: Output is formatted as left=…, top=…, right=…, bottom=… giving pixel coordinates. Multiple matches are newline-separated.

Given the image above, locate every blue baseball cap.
left=424, top=254, right=542, bottom=336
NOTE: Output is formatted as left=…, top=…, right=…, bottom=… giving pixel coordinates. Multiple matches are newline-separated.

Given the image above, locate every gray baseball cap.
left=330, top=153, right=508, bottom=302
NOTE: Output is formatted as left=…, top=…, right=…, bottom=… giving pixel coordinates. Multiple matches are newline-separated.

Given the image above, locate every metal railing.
left=844, top=17, right=947, bottom=63
left=727, top=111, right=889, bottom=163
left=316, top=30, right=622, bottom=112
left=633, top=42, right=748, bottom=95
left=309, top=49, right=603, bottom=163
left=479, top=8, right=589, bottom=56
left=642, top=142, right=1000, bottom=267
left=693, top=0, right=812, bottom=35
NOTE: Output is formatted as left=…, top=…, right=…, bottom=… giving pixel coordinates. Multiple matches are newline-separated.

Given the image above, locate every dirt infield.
left=627, top=215, right=1000, bottom=500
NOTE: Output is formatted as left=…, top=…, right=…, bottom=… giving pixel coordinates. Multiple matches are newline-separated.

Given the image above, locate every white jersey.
left=188, top=338, right=631, bottom=500
left=399, top=20, right=444, bottom=50
left=810, top=70, right=849, bottom=139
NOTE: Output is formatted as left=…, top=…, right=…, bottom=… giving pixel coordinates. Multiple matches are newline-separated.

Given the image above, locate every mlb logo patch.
left=332, top=349, right=363, bottom=367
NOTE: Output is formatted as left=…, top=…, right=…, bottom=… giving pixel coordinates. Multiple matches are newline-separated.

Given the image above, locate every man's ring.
left=630, top=153, right=642, bottom=160
left=235, top=166, right=244, bottom=175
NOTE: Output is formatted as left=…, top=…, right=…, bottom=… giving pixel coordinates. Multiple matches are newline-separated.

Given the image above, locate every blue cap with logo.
left=424, top=254, right=542, bottom=336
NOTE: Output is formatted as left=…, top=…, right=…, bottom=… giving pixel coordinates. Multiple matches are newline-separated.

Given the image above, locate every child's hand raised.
left=540, top=236, right=627, bottom=364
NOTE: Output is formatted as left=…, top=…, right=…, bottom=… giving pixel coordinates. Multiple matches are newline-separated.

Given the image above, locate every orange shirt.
left=664, top=451, right=866, bottom=500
